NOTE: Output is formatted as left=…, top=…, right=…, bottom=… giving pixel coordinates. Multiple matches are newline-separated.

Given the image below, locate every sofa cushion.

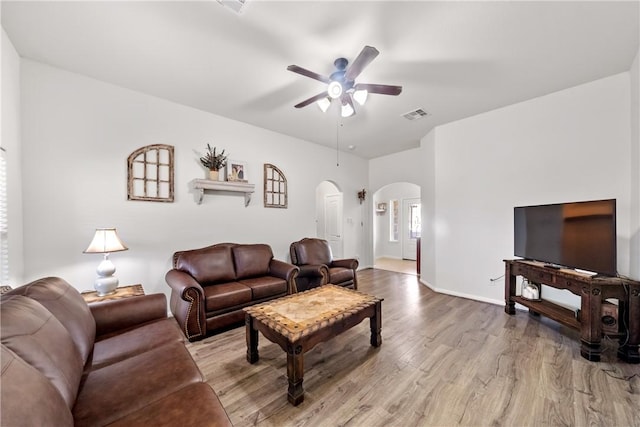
left=87, top=318, right=184, bottom=371
left=1, top=345, right=74, bottom=427
left=204, top=282, right=252, bottom=312
left=107, top=382, right=232, bottom=427
left=6, top=276, right=96, bottom=364
left=175, top=245, right=236, bottom=284
left=239, top=276, right=287, bottom=300
left=73, top=341, right=204, bottom=426
left=233, top=244, right=273, bottom=279
left=0, top=295, right=84, bottom=409
left=295, top=239, right=332, bottom=265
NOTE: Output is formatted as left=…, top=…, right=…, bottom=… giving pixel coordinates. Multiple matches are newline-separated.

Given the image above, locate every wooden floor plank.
left=186, top=268, right=640, bottom=426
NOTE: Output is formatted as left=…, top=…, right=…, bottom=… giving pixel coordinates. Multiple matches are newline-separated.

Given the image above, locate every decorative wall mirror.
left=127, top=144, right=174, bottom=202
left=264, top=163, right=288, bottom=208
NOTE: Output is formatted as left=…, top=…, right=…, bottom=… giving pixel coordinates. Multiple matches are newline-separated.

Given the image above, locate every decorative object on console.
left=358, top=189, right=366, bottom=204
left=376, top=202, right=387, bottom=213
left=127, top=144, right=174, bottom=202
left=264, top=163, right=288, bottom=208
left=199, top=144, right=228, bottom=181
left=226, top=159, right=247, bottom=182
left=521, top=279, right=540, bottom=301
left=83, top=228, right=129, bottom=296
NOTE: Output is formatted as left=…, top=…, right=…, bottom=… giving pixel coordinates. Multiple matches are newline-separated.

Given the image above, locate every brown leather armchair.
left=289, top=238, right=359, bottom=292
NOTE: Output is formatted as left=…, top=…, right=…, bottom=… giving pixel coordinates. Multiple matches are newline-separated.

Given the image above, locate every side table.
left=81, top=284, right=144, bottom=303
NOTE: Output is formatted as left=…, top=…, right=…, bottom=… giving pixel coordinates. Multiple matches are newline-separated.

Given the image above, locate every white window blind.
left=0, top=148, right=8, bottom=285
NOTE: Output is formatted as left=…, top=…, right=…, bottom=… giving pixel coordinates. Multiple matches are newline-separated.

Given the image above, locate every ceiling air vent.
left=217, top=0, right=247, bottom=14
left=402, top=108, right=430, bottom=121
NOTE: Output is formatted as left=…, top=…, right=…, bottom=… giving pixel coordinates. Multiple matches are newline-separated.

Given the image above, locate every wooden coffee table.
left=244, top=284, right=383, bottom=405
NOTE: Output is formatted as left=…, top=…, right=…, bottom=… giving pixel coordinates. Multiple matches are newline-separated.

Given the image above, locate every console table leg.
left=246, top=314, right=259, bottom=364
left=580, top=285, right=603, bottom=362
left=504, top=264, right=516, bottom=315
left=580, top=340, right=602, bottom=362
left=370, top=301, right=382, bottom=347
left=287, top=344, right=304, bottom=405
left=618, top=285, right=640, bottom=364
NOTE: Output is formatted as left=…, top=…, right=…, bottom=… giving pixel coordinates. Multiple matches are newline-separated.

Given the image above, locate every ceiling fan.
left=287, top=46, right=402, bottom=117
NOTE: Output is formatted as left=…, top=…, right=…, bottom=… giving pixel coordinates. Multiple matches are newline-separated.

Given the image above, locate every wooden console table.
left=504, top=259, right=640, bottom=363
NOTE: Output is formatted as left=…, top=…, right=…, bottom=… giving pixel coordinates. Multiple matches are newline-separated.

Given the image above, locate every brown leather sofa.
left=289, top=237, right=359, bottom=291
left=166, top=242, right=299, bottom=341
left=0, top=276, right=232, bottom=426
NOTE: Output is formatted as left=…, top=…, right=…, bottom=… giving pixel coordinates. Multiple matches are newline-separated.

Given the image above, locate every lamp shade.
left=84, top=228, right=128, bottom=254
left=316, top=97, right=331, bottom=113
left=341, top=102, right=354, bottom=118
left=353, top=89, right=368, bottom=106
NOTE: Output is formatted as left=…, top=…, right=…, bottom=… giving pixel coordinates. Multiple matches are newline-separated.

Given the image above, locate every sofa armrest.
left=90, top=293, right=167, bottom=339
left=300, top=263, right=329, bottom=282
left=165, top=269, right=206, bottom=341
left=269, top=259, right=300, bottom=294
left=331, top=258, right=359, bottom=270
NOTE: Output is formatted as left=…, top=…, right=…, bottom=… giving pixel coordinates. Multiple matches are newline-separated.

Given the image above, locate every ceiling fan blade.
left=354, top=83, right=403, bottom=96
left=287, top=65, right=331, bottom=84
left=294, top=91, right=329, bottom=108
left=344, top=46, right=379, bottom=81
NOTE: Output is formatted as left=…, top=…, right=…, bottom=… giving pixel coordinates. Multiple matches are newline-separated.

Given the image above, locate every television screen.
left=514, top=199, right=617, bottom=276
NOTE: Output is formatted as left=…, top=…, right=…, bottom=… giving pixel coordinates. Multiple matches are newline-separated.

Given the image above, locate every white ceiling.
left=2, top=1, right=639, bottom=159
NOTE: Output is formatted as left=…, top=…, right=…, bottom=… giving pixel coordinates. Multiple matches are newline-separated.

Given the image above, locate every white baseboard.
left=419, top=277, right=504, bottom=306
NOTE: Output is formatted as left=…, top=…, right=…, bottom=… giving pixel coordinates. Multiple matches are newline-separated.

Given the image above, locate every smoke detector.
left=402, top=108, right=430, bottom=121
left=217, top=0, right=247, bottom=14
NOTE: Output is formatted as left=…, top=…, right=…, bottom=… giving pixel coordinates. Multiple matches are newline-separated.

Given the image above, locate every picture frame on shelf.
left=226, top=160, right=247, bottom=182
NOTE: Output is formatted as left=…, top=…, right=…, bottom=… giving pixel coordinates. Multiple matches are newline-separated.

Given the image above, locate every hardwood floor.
left=187, top=269, right=640, bottom=426
left=374, top=257, right=417, bottom=275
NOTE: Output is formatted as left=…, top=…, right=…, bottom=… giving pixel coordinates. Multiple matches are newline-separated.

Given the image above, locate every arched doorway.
left=372, top=182, right=421, bottom=275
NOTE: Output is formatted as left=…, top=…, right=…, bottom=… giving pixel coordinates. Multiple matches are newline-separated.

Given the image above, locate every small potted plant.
left=199, top=144, right=228, bottom=181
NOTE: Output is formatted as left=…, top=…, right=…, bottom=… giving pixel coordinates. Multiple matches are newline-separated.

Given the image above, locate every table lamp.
left=83, top=228, right=128, bottom=296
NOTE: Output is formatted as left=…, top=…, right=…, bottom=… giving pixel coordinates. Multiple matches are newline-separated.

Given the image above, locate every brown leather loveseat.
left=289, top=237, right=359, bottom=292
left=0, top=277, right=231, bottom=426
left=166, top=243, right=299, bottom=341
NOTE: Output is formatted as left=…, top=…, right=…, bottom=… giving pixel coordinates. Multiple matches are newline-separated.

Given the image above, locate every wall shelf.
left=191, top=179, right=255, bottom=206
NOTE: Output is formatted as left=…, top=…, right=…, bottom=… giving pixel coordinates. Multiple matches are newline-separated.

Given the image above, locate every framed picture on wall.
left=226, top=160, right=247, bottom=182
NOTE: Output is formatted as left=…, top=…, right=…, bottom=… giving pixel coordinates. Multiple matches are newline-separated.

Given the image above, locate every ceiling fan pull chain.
left=336, top=120, right=342, bottom=167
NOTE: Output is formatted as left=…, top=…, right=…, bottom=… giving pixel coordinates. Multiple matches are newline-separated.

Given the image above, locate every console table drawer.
left=513, top=264, right=553, bottom=283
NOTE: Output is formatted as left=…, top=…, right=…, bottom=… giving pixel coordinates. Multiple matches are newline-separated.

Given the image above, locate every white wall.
left=420, top=130, right=436, bottom=285
left=369, top=147, right=423, bottom=192
left=19, top=59, right=369, bottom=298
left=630, top=48, right=639, bottom=280
left=373, top=182, right=420, bottom=259
left=1, top=29, right=24, bottom=285
left=424, top=73, right=633, bottom=307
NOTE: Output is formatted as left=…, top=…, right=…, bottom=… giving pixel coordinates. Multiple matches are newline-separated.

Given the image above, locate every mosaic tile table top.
left=244, top=284, right=381, bottom=341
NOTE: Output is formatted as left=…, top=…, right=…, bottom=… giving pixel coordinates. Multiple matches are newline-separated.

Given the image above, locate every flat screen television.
left=514, top=199, right=617, bottom=277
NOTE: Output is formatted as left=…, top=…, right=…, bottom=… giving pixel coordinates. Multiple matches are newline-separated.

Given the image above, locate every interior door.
left=402, top=198, right=421, bottom=260
left=324, top=193, right=343, bottom=259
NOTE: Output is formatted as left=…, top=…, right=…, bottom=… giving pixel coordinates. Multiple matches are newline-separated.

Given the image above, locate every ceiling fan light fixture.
left=353, top=89, right=368, bottom=106
left=328, top=81, right=343, bottom=99
left=316, top=97, right=331, bottom=113
left=341, top=101, right=354, bottom=118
